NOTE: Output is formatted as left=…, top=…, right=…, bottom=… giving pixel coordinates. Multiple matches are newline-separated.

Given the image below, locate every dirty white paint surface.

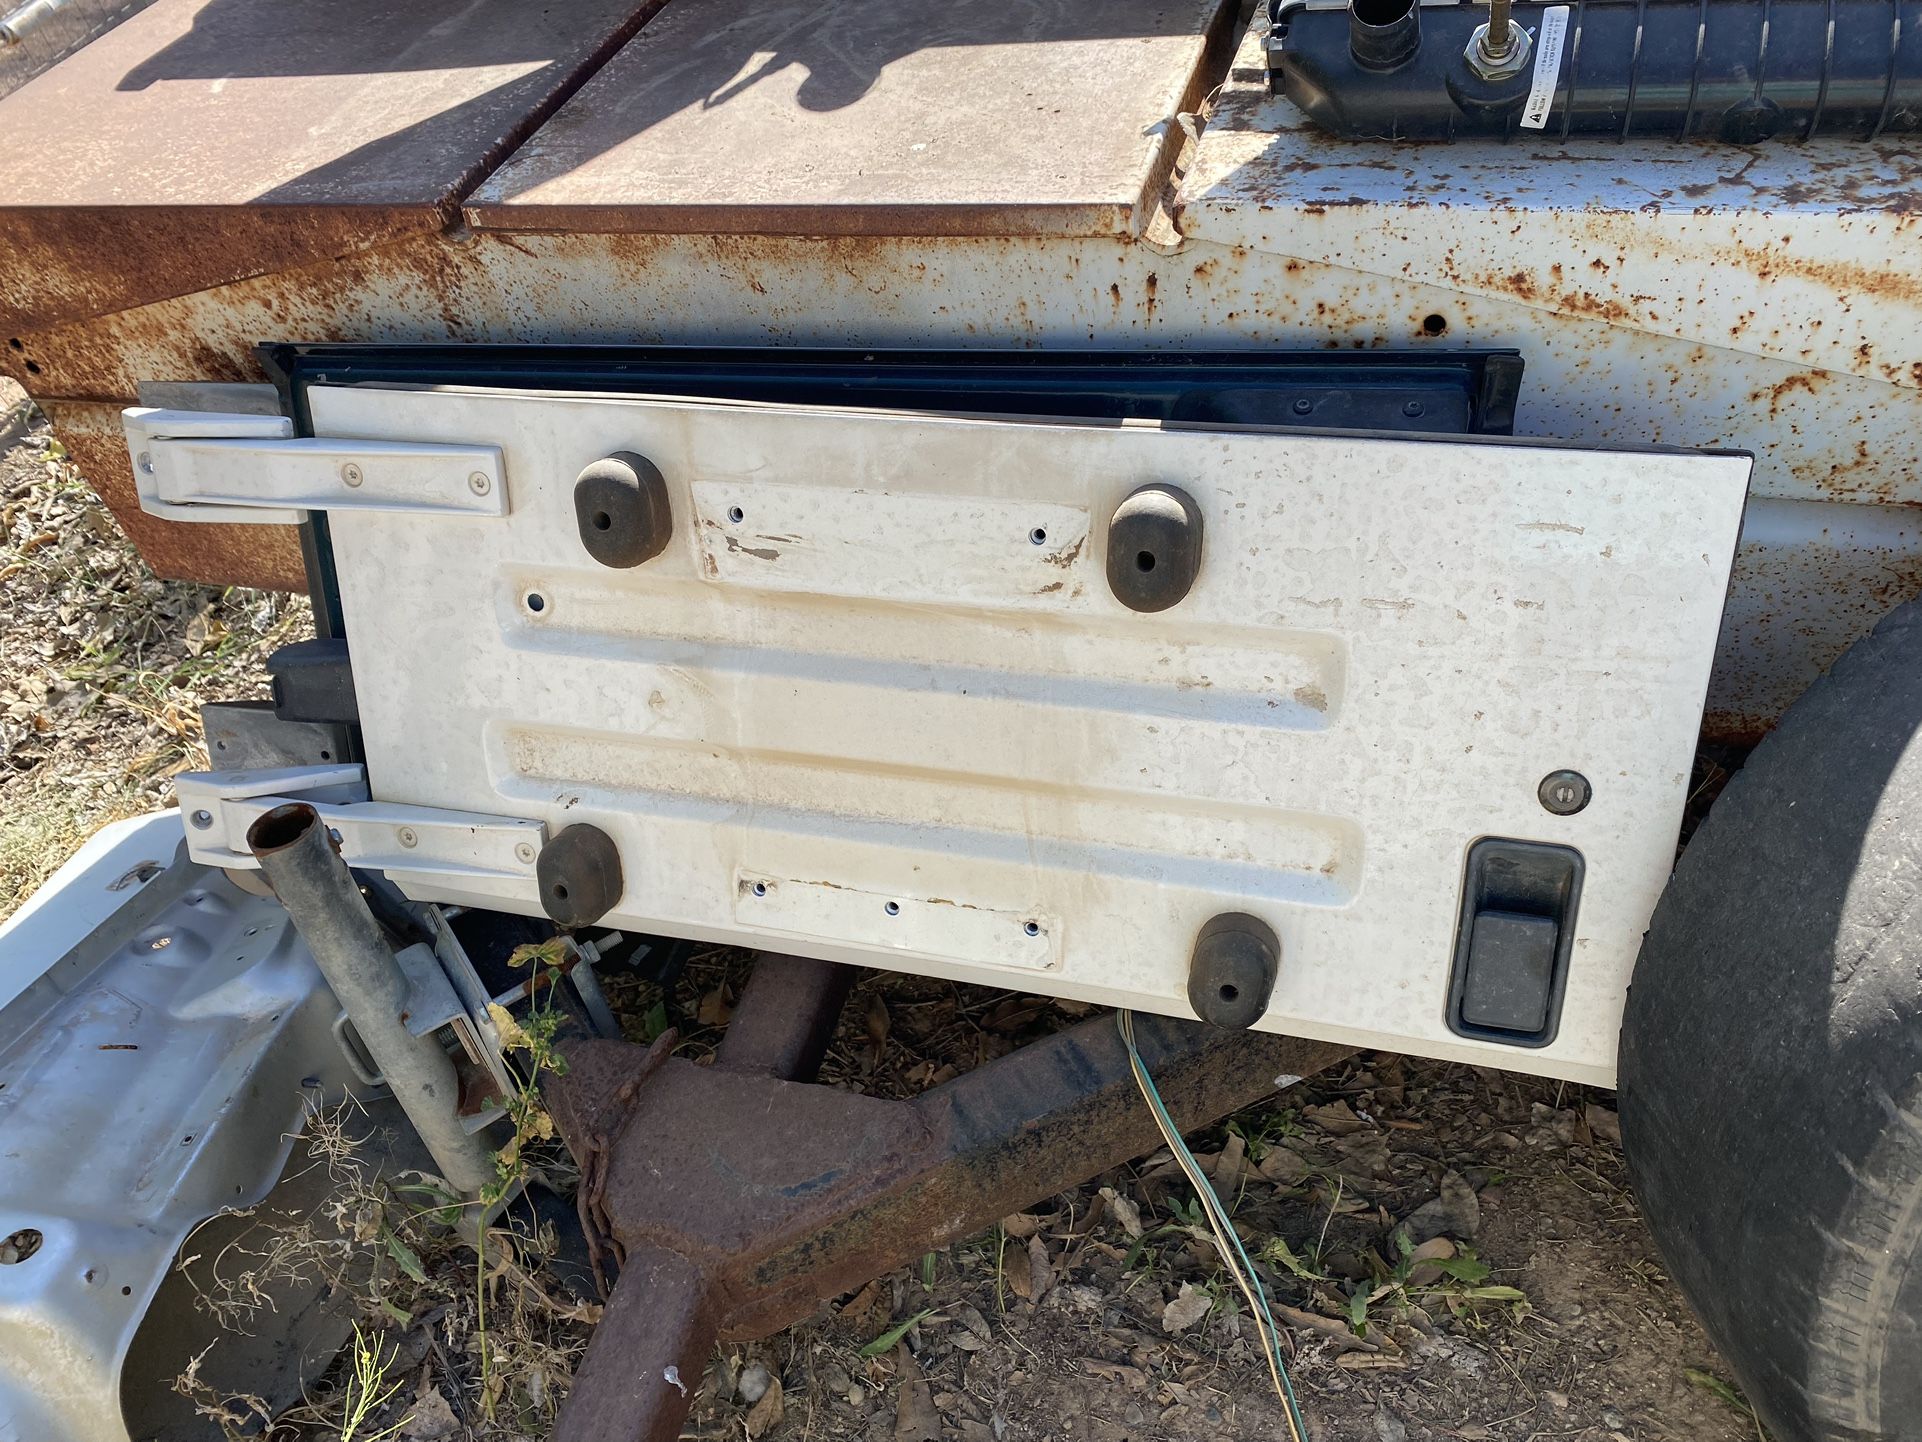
left=313, top=385, right=1748, bottom=1085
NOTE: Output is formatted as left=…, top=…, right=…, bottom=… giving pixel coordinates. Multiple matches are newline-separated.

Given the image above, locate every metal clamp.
left=122, top=408, right=507, bottom=524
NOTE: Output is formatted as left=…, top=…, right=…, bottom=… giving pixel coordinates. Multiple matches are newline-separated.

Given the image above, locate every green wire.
left=1118, top=1010, right=1311, bottom=1441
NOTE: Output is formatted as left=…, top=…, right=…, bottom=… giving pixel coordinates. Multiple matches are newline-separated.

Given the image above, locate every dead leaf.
left=892, top=1346, right=940, bottom=1442
left=1305, top=1100, right=1369, bottom=1136
left=1403, top=1169, right=1481, bottom=1243
left=1025, top=1236, right=1055, bottom=1303
left=745, top=1376, right=784, bottom=1438
left=1406, top=1235, right=1456, bottom=1287
left=1161, top=1282, right=1212, bottom=1335
left=1585, top=1102, right=1622, bottom=1146
left=1207, top=1132, right=1261, bottom=1188
left=1276, top=1303, right=1379, bottom=1352
left=1099, top=1185, right=1143, bottom=1239
left=936, top=1304, right=984, bottom=1345
left=401, top=1388, right=459, bottom=1441
left=1001, top=1212, right=1043, bottom=1239
left=487, top=1002, right=531, bottom=1052
left=1080, top=1360, right=1148, bottom=1389
left=1258, top=1145, right=1311, bottom=1182
left=840, top=1281, right=889, bottom=1335
left=181, top=604, right=214, bottom=657
left=697, top=983, right=734, bottom=1027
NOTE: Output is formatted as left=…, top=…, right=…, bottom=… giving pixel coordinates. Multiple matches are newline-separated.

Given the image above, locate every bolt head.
left=1538, top=769, right=1592, bottom=816
left=189, top=808, right=214, bottom=830
left=468, top=471, right=491, bottom=495
left=1464, top=19, right=1531, bottom=81
left=341, top=462, right=365, bottom=487
left=514, top=841, right=537, bottom=865
left=397, top=826, right=419, bottom=849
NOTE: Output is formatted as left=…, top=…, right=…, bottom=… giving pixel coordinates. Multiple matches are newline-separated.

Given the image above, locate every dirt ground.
left=0, top=395, right=1766, bottom=1441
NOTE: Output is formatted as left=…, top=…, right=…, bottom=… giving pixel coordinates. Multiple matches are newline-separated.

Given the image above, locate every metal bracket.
left=173, top=764, right=548, bottom=885
left=122, top=407, right=507, bottom=524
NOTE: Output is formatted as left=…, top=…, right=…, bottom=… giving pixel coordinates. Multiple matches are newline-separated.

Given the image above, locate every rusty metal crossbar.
left=546, top=952, right=1351, bottom=1440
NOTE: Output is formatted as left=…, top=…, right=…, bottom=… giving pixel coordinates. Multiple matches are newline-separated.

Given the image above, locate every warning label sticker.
left=1519, top=6, right=1571, bottom=131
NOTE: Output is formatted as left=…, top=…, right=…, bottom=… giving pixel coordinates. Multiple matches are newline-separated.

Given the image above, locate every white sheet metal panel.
left=312, top=384, right=1748, bottom=1085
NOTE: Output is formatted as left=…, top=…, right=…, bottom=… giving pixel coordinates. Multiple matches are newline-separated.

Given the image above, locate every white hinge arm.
left=123, top=408, right=506, bottom=523
left=175, top=766, right=547, bottom=887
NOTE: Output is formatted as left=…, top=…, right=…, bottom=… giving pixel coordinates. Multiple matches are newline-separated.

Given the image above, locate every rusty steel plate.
left=464, top=0, right=1238, bottom=235
left=0, top=0, right=664, bottom=334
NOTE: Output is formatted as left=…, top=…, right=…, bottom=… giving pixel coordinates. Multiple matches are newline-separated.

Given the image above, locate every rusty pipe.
left=714, top=952, right=853, bottom=1080
left=247, top=802, right=495, bottom=1196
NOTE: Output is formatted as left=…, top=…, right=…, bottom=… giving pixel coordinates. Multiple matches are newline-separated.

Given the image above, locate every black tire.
left=1621, top=599, right=1922, bottom=1442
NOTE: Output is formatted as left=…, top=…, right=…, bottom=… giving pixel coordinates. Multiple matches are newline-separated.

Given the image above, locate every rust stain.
left=721, top=536, right=781, bottom=561
left=1043, top=534, right=1086, bottom=569
left=1291, top=683, right=1328, bottom=713
left=1750, top=369, right=1828, bottom=418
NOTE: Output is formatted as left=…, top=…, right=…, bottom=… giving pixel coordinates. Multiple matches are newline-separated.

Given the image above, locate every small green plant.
left=338, top=1326, right=412, bottom=1442
left=473, top=938, right=574, bottom=1417
left=859, top=1307, right=939, bottom=1357
left=1227, top=1109, right=1303, bottom=1160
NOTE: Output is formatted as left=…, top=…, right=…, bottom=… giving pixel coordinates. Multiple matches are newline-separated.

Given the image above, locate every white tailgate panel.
left=312, top=386, right=1749, bottom=1085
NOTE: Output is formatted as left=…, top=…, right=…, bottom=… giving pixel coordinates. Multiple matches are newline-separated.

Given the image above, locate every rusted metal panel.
left=0, top=0, right=666, bottom=336
left=463, top=0, right=1238, bottom=238
left=549, top=950, right=1351, bottom=1442
left=1706, top=499, right=1922, bottom=744
left=40, top=398, right=307, bottom=589
left=1178, top=22, right=1922, bottom=392
left=24, top=227, right=1921, bottom=506
left=23, top=226, right=1921, bottom=733
left=7, top=5, right=1920, bottom=732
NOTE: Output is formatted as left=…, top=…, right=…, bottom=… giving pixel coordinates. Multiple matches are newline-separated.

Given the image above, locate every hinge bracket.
left=173, top=765, right=547, bottom=887
left=123, top=408, right=506, bottom=523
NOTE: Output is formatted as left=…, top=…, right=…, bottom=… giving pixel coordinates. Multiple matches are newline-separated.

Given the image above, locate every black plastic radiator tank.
left=1266, top=0, right=1922, bottom=141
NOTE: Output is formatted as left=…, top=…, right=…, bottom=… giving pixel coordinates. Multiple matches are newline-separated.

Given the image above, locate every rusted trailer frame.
left=546, top=952, right=1351, bottom=1441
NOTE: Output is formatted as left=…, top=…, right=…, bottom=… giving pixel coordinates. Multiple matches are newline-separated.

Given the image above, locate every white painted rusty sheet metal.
left=1179, top=21, right=1922, bottom=392
left=4, top=4, right=1909, bottom=741
left=309, top=384, right=1749, bottom=1086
